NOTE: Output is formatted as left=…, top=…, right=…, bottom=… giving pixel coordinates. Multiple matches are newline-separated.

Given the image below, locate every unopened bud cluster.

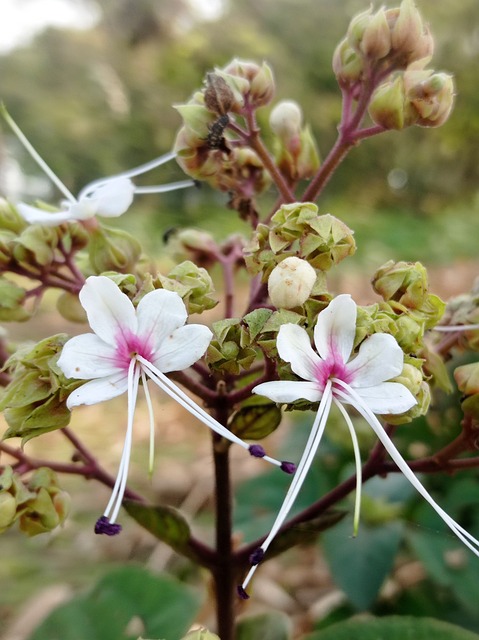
left=333, top=0, right=454, bottom=130
left=245, top=202, right=356, bottom=280
left=174, top=59, right=275, bottom=200
left=0, top=466, right=70, bottom=536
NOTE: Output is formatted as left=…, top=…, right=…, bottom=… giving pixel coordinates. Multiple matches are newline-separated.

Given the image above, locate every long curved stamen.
left=133, top=179, right=196, bottom=194
left=334, top=379, right=479, bottom=556
left=239, top=382, right=333, bottom=597
left=101, top=361, right=140, bottom=527
left=78, top=151, right=178, bottom=198
left=432, top=324, right=479, bottom=332
left=140, top=368, right=155, bottom=476
left=137, top=356, right=290, bottom=471
left=1, top=106, right=77, bottom=204
left=333, top=396, right=362, bottom=537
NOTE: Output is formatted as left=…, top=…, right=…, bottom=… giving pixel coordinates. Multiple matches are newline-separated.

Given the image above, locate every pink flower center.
left=113, top=329, right=154, bottom=371
left=314, top=345, right=353, bottom=391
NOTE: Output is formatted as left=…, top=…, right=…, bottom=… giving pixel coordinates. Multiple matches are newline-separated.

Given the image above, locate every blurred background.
left=1, top=1, right=479, bottom=638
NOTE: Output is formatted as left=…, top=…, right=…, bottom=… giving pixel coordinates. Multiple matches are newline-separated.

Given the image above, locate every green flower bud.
left=13, top=225, right=59, bottom=267
left=155, top=260, right=217, bottom=314
left=0, top=198, right=27, bottom=234
left=268, top=257, right=317, bottom=309
left=56, top=291, right=87, bottom=323
left=205, top=317, right=256, bottom=374
left=372, top=260, right=428, bottom=308
left=361, top=8, right=391, bottom=60
left=222, top=59, right=275, bottom=109
left=0, top=334, right=79, bottom=444
left=454, top=362, right=479, bottom=397
left=0, top=276, right=30, bottom=321
left=386, top=0, right=434, bottom=67
left=89, top=225, right=142, bottom=273
left=332, top=38, right=364, bottom=87
left=347, top=7, right=373, bottom=52
left=369, top=76, right=410, bottom=130
left=0, top=492, right=17, bottom=531
left=384, top=380, right=430, bottom=424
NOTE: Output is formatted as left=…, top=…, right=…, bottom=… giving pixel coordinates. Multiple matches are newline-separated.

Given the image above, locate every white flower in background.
left=239, top=294, right=479, bottom=598
left=1, top=106, right=195, bottom=226
left=58, top=276, right=292, bottom=535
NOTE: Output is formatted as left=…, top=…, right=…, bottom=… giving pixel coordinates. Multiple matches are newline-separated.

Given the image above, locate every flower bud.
left=405, top=68, right=455, bottom=128
left=0, top=492, right=17, bottom=531
left=454, top=362, right=479, bottom=397
left=270, top=100, right=302, bottom=142
left=387, top=0, right=434, bottom=67
left=372, top=260, right=428, bottom=308
left=268, top=257, right=317, bottom=309
left=369, top=76, right=411, bottom=130
left=361, top=8, right=391, bottom=60
left=204, top=73, right=236, bottom=115
left=88, top=225, right=141, bottom=273
left=222, top=59, right=275, bottom=109
left=332, top=38, right=364, bottom=87
left=56, top=291, right=87, bottom=323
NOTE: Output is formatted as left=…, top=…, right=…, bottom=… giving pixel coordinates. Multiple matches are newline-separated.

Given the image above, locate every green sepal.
left=123, top=501, right=199, bottom=562
left=89, top=225, right=142, bottom=273
left=229, top=398, right=282, bottom=441
left=243, top=308, right=273, bottom=341
left=0, top=276, right=30, bottom=321
left=13, top=224, right=58, bottom=266
left=2, top=392, right=72, bottom=444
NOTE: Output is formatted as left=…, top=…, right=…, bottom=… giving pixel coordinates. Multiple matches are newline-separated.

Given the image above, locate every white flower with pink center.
left=239, top=294, right=479, bottom=598
left=58, top=276, right=291, bottom=535
left=2, top=107, right=194, bottom=226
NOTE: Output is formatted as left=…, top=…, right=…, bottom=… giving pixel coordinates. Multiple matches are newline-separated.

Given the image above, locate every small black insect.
left=206, top=114, right=230, bottom=152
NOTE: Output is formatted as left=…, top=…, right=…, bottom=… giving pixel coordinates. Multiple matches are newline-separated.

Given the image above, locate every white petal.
left=354, top=382, right=417, bottom=414
left=153, top=324, right=213, bottom=373
left=346, top=333, right=404, bottom=387
left=66, top=372, right=128, bottom=408
left=79, top=276, right=137, bottom=346
left=16, top=203, right=74, bottom=226
left=253, top=380, right=322, bottom=403
left=78, top=177, right=135, bottom=218
left=277, top=324, right=321, bottom=381
left=136, top=289, right=188, bottom=352
left=314, top=294, right=356, bottom=364
left=57, top=334, right=120, bottom=380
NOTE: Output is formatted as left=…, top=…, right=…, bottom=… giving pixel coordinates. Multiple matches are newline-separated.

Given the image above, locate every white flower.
left=57, top=276, right=291, bottom=535
left=18, top=177, right=135, bottom=226
left=239, top=294, right=479, bottom=597
left=2, top=107, right=194, bottom=226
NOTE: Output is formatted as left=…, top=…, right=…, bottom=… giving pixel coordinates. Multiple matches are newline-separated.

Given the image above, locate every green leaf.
left=29, top=566, right=201, bottom=640
left=123, top=501, right=198, bottom=562
left=305, top=616, right=479, bottom=640
left=236, top=612, right=292, bottom=640
left=407, top=528, right=479, bottom=614
left=229, top=399, right=282, bottom=440
left=322, top=516, right=404, bottom=610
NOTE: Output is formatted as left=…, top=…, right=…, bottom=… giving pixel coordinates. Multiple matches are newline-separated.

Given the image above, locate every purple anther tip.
left=249, top=444, right=266, bottom=459
left=94, top=515, right=122, bottom=536
left=250, top=547, right=265, bottom=565
left=237, top=585, right=250, bottom=600
left=281, top=460, right=296, bottom=474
